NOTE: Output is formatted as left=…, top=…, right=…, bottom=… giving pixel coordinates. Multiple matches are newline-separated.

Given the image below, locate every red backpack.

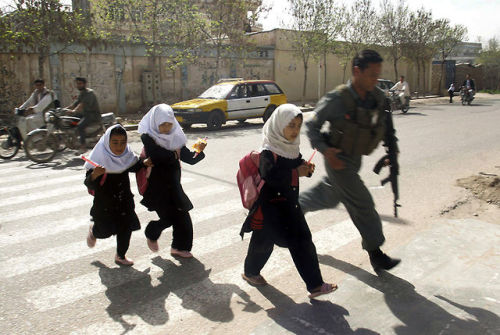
left=136, top=147, right=151, bottom=195
left=236, top=150, right=276, bottom=209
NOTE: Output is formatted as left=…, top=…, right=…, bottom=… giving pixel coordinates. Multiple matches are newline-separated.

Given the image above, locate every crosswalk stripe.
left=0, top=176, right=206, bottom=223
left=0, top=174, right=83, bottom=194
left=26, top=220, right=356, bottom=313
left=0, top=184, right=86, bottom=208
left=1, top=197, right=92, bottom=222
left=0, top=168, right=77, bottom=185
left=0, top=197, right=244, bottom=278
left=0, top=184, right=232, bottom=247
left=0, top=173, right=195, bottom=195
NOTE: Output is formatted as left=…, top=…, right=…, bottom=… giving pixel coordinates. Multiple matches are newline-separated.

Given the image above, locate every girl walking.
left=138, top=104, right=206, bottom=258
left=85, top=124, right=153, bottom=266
left=240, top=104, right=337, bottom=298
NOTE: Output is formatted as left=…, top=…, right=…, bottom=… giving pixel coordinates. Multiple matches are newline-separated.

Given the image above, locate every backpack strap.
left=337, top=84, right=357, bottom=118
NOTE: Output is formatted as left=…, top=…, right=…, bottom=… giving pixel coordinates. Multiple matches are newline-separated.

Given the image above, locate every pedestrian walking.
left=240, top=103, right=337, bottom=299
left=299, top=49, right=401, bottom=272
left=84, top=124, right=153, bottom=266
left=138, top=104, right=206, bottom=258
left=448, top=83, right=455, bottom=103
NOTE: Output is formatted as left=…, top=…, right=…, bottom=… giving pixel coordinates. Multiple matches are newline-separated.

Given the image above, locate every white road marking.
left=26, top=220, right=356, bottom=313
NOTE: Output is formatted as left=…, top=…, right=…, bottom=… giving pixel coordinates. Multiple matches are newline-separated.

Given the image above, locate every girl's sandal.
left=308, top=283, right=338, bottom=299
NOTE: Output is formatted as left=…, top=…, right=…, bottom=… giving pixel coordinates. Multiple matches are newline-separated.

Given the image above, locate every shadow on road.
left=152, top=256, right=259, bottom=322
left=318, top=255, right=499, bottom=335
left=94, top=257, right=259, bottom=332
left=256, top=284, right=378, bottom=334
left=379, top=215, right=410, bottom=225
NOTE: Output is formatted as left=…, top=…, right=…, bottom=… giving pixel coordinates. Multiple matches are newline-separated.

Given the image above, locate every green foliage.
left=477, top=38, right=500, bottom=90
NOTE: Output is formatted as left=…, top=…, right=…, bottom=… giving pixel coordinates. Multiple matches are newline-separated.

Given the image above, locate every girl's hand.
left=91, top=166, right=106, bottom=181
left=297, top=164, right=310, bottom=177
left=197, top=142, right=207, bottom=152
left=143, top=157, right=154, bottom=167
left=307, top=162, right=315, bottom=177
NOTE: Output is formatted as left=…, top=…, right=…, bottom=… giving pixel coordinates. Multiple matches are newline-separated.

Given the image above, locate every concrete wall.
left=0, top=28, right=432, bottom=116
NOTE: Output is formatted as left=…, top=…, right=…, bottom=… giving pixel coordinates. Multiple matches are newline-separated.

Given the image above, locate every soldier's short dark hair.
left=75, top=77, right=87, bottom=84
left=33, top=79, right=44, bottom=85
left=352, top=50, right=383, bottom=72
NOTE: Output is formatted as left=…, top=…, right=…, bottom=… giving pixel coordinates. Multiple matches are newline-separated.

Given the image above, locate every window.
left=249, top=84, right=267, bottom=97
left=229, top=85, right=249, bottom=99
left=263, top=83, right=282, bottom=95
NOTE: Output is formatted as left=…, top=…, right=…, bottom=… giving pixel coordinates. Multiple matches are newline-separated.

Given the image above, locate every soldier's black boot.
left=368, top=248, right=401, bottom=272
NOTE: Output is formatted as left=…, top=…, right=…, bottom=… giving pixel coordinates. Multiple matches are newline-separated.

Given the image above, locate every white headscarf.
left=84, top=124, right=139, bottom=173
left=261, top=103, right=302, bottom=159
left=138, top=104, right=187, bottom=151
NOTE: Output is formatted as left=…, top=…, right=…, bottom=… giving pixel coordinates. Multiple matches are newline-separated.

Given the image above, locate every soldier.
left=299, top=49, right=401, bottom=272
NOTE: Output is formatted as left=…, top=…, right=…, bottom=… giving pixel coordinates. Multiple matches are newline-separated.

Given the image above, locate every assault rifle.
left=373, top=109, right=401, bottom=217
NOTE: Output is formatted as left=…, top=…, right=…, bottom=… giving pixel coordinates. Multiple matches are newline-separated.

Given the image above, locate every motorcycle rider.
left=65, top=77, right=102, bottom=154
left=462, top=74, right=475, bottom=102
left=390, top=76, right=410, bottom=107
left=17, top=79, right=57, bottom=139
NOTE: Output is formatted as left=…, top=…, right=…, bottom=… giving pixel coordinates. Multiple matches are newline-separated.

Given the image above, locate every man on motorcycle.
left=17, top=79, right=57, bottom=139
left=65, top=77, right=101, bottom=153
left=462, top=74, right=476, bottom=102
left=390, top=76, right=410, bottom=107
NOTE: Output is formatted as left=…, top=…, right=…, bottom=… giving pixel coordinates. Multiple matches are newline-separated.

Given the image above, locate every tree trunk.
left=323, top=52, right=327, bottom=95
left=86, top=48, right=92, bottom=86
left=302, top=61, right=308, bottom=107
left=438, top=58, right=445, bottom=96
left=422, top=60, right=427, bottom=96
left=393, top=57, right=398, bottom=82
left=416, top=60, right=421, bottom=97
left=172, top=69, right=176, bottom=102
left=38, top=53, right=45, bottom=80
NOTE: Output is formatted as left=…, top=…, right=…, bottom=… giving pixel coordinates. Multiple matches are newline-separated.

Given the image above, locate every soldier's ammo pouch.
left=328, top=85, right=386, bottom=156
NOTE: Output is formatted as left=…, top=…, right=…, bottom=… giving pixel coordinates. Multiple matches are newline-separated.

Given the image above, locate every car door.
left=226, top=84, right=251, bottom=120
left=246, top=83, right=270, bottom=117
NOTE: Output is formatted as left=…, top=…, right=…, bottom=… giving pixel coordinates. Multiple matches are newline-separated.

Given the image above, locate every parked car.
left=172, top=79, right=287, bottom=130
left=377, top=79, right=395, bottom=97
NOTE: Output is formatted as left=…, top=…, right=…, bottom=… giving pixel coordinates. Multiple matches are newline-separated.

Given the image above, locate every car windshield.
left=198, top=84, right=234, bottom=99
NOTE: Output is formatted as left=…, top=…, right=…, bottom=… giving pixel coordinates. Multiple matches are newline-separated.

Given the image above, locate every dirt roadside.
left=441, top=167, right=500, bottom=223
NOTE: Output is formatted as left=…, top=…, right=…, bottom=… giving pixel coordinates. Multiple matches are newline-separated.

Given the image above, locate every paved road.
left=0, top=95, right=499, bottom=334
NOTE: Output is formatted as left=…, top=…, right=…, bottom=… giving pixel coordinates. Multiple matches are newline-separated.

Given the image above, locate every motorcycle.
left=24, top=108, right=116, bottom=163
left=460, top=87, right=474, bottom=105
left=388, top=90, right=409, bottom=113
left=0, top=108, right=26, bottom=159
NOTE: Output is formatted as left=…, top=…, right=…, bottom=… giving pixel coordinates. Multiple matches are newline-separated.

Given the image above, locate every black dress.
left=140, top=134, right=205, bottom=250
left=84, top=160, right=145, bottom=237
left=241, top=149, right=324, bottom=292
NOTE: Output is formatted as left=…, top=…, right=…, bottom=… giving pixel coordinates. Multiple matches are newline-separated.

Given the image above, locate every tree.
left=4, top=0, right=78, bottom=80
left=195, top=0, right=267, bottom=82
left=287, top=0, right=332, bottom=105
left=378, top=0, right=410, bottom=81
left=93, top=0, right=204, bottom=103
left=403, top=8, right=439, bottom=95
left=337, top=0, right=378, bottom=82
left=433, top=20, right=467, bottom=95
left=478, top=38, right=500, bottom=90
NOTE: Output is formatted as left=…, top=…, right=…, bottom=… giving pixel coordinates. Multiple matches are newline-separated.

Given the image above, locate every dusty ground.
left=441, top=167, right=500, bottom=223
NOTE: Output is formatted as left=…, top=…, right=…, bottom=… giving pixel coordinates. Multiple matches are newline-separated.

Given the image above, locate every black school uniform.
left=240, top=149, right=323, bottom=292
left=84, top=160, right=144, bottom=258
left=140, top=133, right=205, bottom=251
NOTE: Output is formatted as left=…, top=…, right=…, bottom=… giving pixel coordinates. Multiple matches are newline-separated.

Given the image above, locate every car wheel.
left=207, top=111, right=224, bottom=131
left=263, top=105, right=276, bottom=123
left=237, top=119, right=246, bottom=123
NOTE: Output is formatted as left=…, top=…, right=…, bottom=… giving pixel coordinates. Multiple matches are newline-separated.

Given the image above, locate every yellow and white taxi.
left=172, top=79, right=287, bottom=130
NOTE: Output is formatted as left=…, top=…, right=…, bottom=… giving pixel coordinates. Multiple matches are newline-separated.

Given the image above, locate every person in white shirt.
left=390, top=76, right=410, bottom=106
left=448, top=82, right=455, bottom=103
left=17, top=79, right=57, bottom=139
